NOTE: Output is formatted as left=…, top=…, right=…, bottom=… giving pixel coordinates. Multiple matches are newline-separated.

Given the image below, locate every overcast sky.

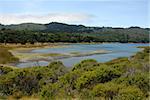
left=0, top=0, right=149, bottom=27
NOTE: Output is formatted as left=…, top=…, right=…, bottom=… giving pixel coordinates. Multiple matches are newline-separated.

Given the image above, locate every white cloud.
left=0, top=13, right=93, bottom=25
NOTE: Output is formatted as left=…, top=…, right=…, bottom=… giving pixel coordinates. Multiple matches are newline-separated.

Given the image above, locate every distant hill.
left=0, top=23, right=47, bottom=31
left=0, top=22, right=148, bottom=33
left=45, top=22, right=89, bottom=33
left=0, top=22, right=92, bottom=32
left=0, top=22, right=149, bottom=44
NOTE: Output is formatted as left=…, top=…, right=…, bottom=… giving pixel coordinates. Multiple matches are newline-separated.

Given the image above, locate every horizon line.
left=0, top=22, right=149, bottom=29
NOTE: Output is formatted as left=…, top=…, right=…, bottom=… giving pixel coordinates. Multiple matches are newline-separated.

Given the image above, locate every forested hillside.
left=0, top=47, right=149, bottom=99
left=0, top=22, right=149, bottom=43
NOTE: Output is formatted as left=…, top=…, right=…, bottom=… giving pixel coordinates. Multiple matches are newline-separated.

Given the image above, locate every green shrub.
left=0, top=66, right=13, bottom=75
left=92, top=82, right=144, bottom=100
left=114, top=86, right=144, bottom=100
left=115, top=72, right=149, bottom=96
left=40, top=83, right=60, bottom=100
left=75, top=65, right=122, bottom=90
left=72, top=59, right=97, bottom=71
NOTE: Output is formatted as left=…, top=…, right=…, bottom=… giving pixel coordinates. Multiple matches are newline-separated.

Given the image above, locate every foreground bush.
left=92, top=82, right=144, bottom=100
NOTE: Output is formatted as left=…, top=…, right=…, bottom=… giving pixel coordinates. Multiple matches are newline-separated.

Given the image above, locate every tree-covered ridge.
left=0, top=22, right=149, bottom=43
left=0, top=27, right=149, bottom=44
left=0, top=47, right=149, bottom=99
left=0, top=22, right=149, bottom=33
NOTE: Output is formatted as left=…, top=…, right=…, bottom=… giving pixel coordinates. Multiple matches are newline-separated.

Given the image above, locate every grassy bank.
left=0, top=43, right=69, bottom=65
left=0, top=48, right=19, bottom=64
left=0, top=43, right=69, bottom=51
left=0, top=46, right=149, bottom=99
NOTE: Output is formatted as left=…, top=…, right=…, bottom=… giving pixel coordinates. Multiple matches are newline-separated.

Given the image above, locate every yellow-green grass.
left=11, top=52, right=67, bottom=61
left=70, top=50, right=110, bottom=57
left=70, top=51, right=80, bottom=55
left=42, top=53, right=66, bottom=57
left=0, top=43, right=69, bottom=63
left=13, top=53, right=46, bottom=60
left=0, top=48, right=19, bottom=64
left=0, top=43, right=69, bottom=50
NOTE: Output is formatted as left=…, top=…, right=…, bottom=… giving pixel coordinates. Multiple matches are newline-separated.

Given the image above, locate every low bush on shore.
left=0, top=48, right=19, bottom=64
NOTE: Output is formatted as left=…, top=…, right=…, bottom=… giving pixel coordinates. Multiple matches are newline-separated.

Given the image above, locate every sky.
left=0, top=0, right=149, bottom=27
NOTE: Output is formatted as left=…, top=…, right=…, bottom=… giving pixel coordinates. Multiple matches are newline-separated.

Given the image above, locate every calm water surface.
left=15, top=43, right=149, bottom=67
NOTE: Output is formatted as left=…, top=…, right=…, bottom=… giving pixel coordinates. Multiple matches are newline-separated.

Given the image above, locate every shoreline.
left=10, top=49, right=111, bottom=64
left=1, top=42, right=149, bottom=52
left=0, top=43, right=149, bottom=68
left=0, top=42, right=149, bottom=46
left=1, top=42, right=149, bottom=53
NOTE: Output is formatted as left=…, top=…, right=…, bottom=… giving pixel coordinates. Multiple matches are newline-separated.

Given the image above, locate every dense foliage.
left=0, top=47, right=149, bottom=99
left=0, top=22, right=149, bottom=44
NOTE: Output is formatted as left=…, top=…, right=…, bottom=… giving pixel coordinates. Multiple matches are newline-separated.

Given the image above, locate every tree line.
left=0, top=28, right=149, bottom=44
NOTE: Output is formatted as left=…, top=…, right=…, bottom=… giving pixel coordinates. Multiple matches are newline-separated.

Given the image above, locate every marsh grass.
left=42, top=53, right=65, bottom=57
left=0, top=48, right=19, bottom=64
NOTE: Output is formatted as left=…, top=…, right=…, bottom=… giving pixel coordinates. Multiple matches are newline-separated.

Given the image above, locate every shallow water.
left=14, top=43, right=149, bottom=67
